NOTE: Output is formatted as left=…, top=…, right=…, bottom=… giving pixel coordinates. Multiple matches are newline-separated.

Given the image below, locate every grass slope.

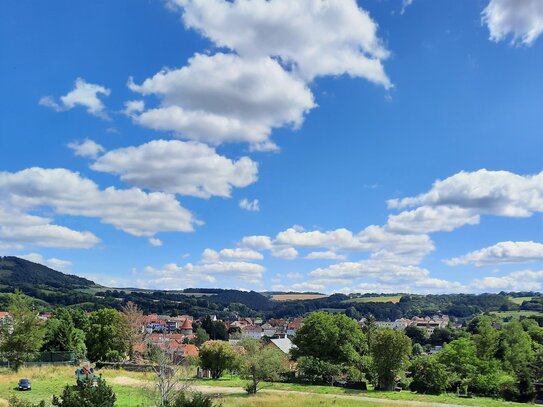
left=1, top=367, right=526, bottom=407
left=344, top=296, right=402, bottom=304
left=271, top=294, right=329, bottom=301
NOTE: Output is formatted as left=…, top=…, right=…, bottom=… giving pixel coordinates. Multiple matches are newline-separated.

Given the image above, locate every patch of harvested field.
left=272, top=294, right=328, bottom=301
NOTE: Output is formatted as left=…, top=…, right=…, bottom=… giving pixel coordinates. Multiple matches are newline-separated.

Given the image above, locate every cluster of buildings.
left=227, top=317, right=304, bottom=339
left=142, top=313, right=195, bottom=335
left=367, top=315, right=456, bottom=334
left=137, top=314, right=304, bottom=362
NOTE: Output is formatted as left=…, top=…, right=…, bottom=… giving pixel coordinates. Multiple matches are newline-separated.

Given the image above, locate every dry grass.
left=222, top=392, right=393, bottom=406
left=344, top=296, right=402, bottom=304
left=271, top=294, right=328, bottom=301
left=508, top=296, right=533, bottom=305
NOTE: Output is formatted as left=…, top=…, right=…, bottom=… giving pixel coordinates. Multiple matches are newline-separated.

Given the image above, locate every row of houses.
left=238, top=318, right=304, bottom=339
left=366, top=315, right=457, bottom=334
left=141, top=313, right=305, bottom=340
left=142, top=314, right=194, bottom=334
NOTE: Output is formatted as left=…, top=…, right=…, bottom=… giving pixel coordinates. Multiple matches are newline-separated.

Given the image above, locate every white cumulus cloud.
left=40, top=78, right=111, bottom=119
left=0, top=167, right=195, bottom=240
left=482, top=0, right=543, bottom=46
left=239, top=198, right=260, bottom=212
left=129, top=53, right=315, bottom=150
left=202, top=248, right=264, bottom=263
left=389, top=169, right=543, bottom=218
left=68, top=139, right=105, bottom=159
left=91, top=139, right=258, bottom=198
left=20, top=253, right=73, bottom=271
left=171, top=0, right=391, bottom=85
left=445, top=241, right=543, bottom=266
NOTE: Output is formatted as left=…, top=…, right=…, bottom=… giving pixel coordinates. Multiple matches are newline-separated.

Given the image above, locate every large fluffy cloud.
left=201, top=247, right=264, bottom=263
left=482, top=0, right=543, bottom=46
left=0, top=167, right=195, bottom=239
left=144, top=260, right=265, bottom=288
left=389, top=169, right=543, bottom=217
left=129, top=53, right=315, bottom=150
left=0, top=206, right=99, bottom=250
left=445, top=241, right=543, bottom=266
left=386, top=206, right=480, bottom=235
left=472, top=270, right=543, bottom=292
left=91, top=139, right=258, bottom=198
left=39, top=78, right=111, bottom=119
left=171, top=0, right=391, bottom=85
left=272, top=225, right=433, bottom=261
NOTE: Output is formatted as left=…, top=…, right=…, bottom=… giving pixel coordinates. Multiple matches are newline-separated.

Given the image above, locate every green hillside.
left=0, top=256, right=101, bottom=309
left=0, top=256, right=95, bottom=289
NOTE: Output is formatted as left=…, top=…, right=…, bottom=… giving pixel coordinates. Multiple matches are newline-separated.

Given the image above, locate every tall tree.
left=85, top=308, right=130, bottom=362
left=471, top=315, right=499, bottom=361
left=404, top=326, right=428, bottom=346
left=0, top=290, right=44, bottom=371
left=499, top=319, right=534, bottom=374
left=292, top=312, right=366, bottom=367
left=121, top=301, right=145, bottom=359
left=436, top=337, right=478, bottom=391
left=42, top=309, right=86, bottom=359
left=372, top=328, right=412, bottom=390
left=409, top=356, right=450, bottom=395
left=361, top=314, right=377, bottom=354
left=238, top=338, right=288, bottom=394
left=199, top=340, right=238, bottom=379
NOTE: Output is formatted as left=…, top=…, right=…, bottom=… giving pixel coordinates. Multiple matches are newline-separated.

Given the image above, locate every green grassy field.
left=189, top=374, right=522, bottom=406
left=344, top=295, right=402, bottom=304
left=508, top=296, right=533, bottom=305
left=490, top=310, right=542, bottom=319
left=0, top=366, right=152, bottom=406
left=0, top=366, right=526, bottom=407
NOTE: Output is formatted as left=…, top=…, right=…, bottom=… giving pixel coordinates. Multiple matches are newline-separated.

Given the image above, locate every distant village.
left=1, top=309, right=457, bottom=363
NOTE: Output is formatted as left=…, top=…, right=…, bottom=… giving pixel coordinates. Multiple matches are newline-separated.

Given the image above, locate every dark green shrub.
left=51, top=377, right=116, bottom=407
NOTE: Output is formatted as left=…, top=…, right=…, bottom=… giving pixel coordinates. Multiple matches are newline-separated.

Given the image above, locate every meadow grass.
left=191, top=375, right=522, bottom=407
left=0, top=366, right=526, bottom=407
left=507, top=296, right=533, bottom=305
left=220, top=392, right=400, bottom=407
left=343, top=296, right=402, bottom=304
left=490, top=310, right=542, bottom=319
left=0, top=366, right=152, bottom=406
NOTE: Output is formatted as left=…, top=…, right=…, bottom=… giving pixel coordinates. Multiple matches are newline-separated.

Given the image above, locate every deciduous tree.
left=199, top=340, right=238, bottom=379
left=372, top=328, right=411, bottom=390
left=238, top=338, right=288, bottom=394
left=0, top=290, right=44, bottom=371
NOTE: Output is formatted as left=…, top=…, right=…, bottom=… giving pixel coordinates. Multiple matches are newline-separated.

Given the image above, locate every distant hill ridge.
left=0, top=256, right=541, bottom=322
left=0, top=256, right=96, bottom=289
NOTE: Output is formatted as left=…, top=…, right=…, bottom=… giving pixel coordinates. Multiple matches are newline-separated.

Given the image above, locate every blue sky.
left=1, top=0, right=543, bottom=293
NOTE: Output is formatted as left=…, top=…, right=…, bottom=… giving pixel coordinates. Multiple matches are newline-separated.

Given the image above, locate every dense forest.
left=1, top=256, right=542, bottom=320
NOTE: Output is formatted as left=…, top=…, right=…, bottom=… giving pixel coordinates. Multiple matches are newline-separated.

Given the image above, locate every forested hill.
left=0, top=256, right=95, bottom=289
left=0, top=256, right=542, bottom=321
left=0, top=256, right=101, bottom=308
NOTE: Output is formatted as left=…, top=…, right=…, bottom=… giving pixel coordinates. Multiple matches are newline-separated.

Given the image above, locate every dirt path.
left=110, top=376, right=468, bottom=407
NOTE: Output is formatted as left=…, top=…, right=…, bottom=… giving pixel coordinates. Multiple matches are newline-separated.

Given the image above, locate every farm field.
left=507, top=296, right=533, bottom=305
left=0, top=366, right=525, bottom=407
left=490, top=310, right=543, bottom=319
left=344, top=295, right=402, bottom=304
left=271, top=293, right=329, bottom=301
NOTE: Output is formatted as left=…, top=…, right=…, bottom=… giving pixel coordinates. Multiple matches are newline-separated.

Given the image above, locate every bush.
left=199, top=341, right=238, bottom=379
left=8, top=397, right=45, bottom=407
left=297, top=355, right=343, bottom=385
left=172, top=392, right=221, bottom=407
left=51, top=377, right=116, bottom=407
left=409, top=356, right=449, bottom=395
